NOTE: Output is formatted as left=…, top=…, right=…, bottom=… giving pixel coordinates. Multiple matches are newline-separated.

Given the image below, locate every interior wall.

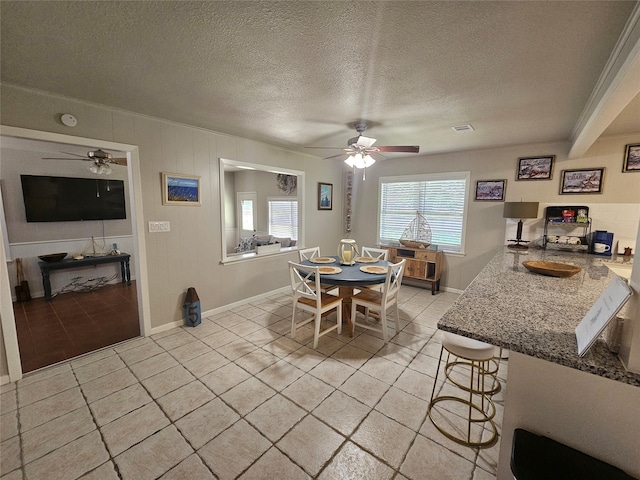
left=351, top=135, right=640, bottom=291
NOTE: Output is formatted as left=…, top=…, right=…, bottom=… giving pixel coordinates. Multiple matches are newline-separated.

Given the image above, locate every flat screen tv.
left=21, top=175, right=127, bottom=222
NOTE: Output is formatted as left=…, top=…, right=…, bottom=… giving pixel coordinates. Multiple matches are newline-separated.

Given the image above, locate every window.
left=268, top=198, right=298, bottom=240
left=378, top=172, right=469, bottom=253
left=236, top=192, right=257, bottom=238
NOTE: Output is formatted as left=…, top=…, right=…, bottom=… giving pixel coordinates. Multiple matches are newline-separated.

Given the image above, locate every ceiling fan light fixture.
left=344, top=153, right=375, bottom=169
left=87, top=163, right=112, bottom=175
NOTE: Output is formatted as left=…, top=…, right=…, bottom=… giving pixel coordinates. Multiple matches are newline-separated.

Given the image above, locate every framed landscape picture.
left=560, top=168, right=604, bottom=194
left=475, top=180, right=506, bottom=201
left=318, top=182, right=333, bottom=210
left=162, top=172, right=201, bottom=206
left=623, top=144, right=640, bottom=172
left=517, top=155, right=554, bottom=180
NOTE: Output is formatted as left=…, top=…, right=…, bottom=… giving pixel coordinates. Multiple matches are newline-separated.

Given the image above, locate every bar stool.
left=427, top=332, right=499, bottom=448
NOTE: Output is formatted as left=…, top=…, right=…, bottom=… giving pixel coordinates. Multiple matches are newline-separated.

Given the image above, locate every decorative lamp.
left=503, top=201, right=539, bottom=250
left=337, top=238, right=359, bottom=265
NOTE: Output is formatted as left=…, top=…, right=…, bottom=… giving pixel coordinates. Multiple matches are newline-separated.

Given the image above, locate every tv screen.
left=21, top=175, right=127, bottom=222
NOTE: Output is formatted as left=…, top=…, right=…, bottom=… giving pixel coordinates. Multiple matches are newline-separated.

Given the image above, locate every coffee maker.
left=591, top=230, right=614, bottom=257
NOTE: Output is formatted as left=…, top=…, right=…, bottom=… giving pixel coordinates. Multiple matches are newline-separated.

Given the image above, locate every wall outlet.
left=148, top=221, right=170, bottom=233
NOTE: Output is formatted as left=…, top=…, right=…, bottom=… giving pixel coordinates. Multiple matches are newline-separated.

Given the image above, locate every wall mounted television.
left=20, top=175, right=127, bottom=222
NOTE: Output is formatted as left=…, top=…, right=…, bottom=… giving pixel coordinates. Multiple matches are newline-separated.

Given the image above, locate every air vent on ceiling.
left=451, top=124, right=475, bottom=133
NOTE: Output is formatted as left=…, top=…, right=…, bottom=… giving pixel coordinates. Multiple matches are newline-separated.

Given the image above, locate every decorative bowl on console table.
left=38, top=253, right=67, bottom=263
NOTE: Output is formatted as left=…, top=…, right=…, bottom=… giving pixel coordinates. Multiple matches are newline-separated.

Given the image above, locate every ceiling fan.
left=43, top=149, right=127, bottom=175
left=305, top=121, right=420, bottom=179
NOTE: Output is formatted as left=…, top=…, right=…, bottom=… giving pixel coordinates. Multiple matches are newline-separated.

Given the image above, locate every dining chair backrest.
left=361, top=246, right=388, bottom=261
left=382, top=258, right=406, bottom=305
left=288, top=261, right=321, bottom=306
left=298, top=246, right=321, bottom=262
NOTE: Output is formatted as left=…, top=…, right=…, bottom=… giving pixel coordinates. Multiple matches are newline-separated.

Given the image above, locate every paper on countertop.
left=616, top=238, right=636, bottom=254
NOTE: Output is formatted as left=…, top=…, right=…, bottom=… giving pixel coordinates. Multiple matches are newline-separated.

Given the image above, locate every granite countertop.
left=438, top=247, right=640, bottom=387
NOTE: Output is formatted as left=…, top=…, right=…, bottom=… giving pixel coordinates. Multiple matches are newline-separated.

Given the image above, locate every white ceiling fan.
left=43, top=149, right=127, bottom=175
left=305, top=121, right=420, bottom=179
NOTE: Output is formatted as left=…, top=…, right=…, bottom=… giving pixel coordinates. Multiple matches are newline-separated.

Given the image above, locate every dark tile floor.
left=13, top=282, right=140, bottom=373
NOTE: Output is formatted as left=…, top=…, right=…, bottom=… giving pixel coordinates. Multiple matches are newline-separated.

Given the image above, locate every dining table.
left=300, top=255, right=390, bottom=334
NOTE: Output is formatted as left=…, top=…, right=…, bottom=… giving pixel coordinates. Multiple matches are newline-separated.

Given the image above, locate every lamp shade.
left=503, top=202, right=539, bottom=219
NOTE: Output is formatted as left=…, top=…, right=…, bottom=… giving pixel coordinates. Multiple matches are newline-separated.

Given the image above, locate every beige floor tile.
left=80, top=461, right=120, bottom=480
left=129, top=351, right=179, bottom=380
left=198, top=420, right=271, bottom=480
left=183, top=320, right=224, bottom=338
left=375, top=386, right=429, bottom=432
left=182, top=350, right=230, bottom=378
left=352, top=410, right=415, bottom=469
left=22, top=406, right=95, bottom=464
left=317, top=441, right=395, bottom=480
left=377, top=343, right=418, bottom=367
left=277, top=415, right=345, bottom=476
left=244, top=327, right=280, bottom=346
left=0, top=411, right=18, bottom=440
left=407, top=351, right=441, bottom=376
left=141, top=365, right=195, bottom=399
left=159, top=454, right=215, bottom=479
left=360, top=356, right=406, bottom=385
left=19, top=386, right=86, bottom=432
left=0, top=468, right=23, bottom=480
left=246, top=394, right=306, bottom=442
left=309, top=358, right=356, bottom=388
left=200, top=329, right=242, bottom=349
left=473, top=465, right=498, bottom=480
left=156, top=380, right=215, bottom=421
left=217, top=338, right=258, bottom=361
left=238, top=446, right=310, bottom=480
left=339, top=370, right=389, bottom=407
left=283, top=346, right=326, bottom=372
left=220, top=377, right=276, bottom=415
left=154, top=330, right=196, bottom=351
left=114, top=425, right=193, bottom=480
left=262, top=336, right=303, bottom=358
left=0, top=436, right=21, bottom=474
left=0, top=391, right=17, bottom=414
left=175, top=398, right=239, bottom=449
left=235, top=348, right=280, bottom=374
left=73, top=355, right=126, bottom=384
left=331, top=344, right=372, bottom=370
left=227, top=320, right=263, bottom=337
left=199, top=362, right=251, bottom=395
left=281, top=374, right=334, bottom=411
left=89, top=383, right=151, bottom=426
left=393, top=368, right=435, bottom=401
left=400, top=434, right=475, bottom=480
left=18, top=364, right=72, bottom=388
left=80, top=367, right=138, bottom=403
left=211, top=312, right=248, bottom=329
left=70, top=348, right=117, bottom=369
left=24, top=430, right=109, bottom=480
left=401, top=322, right=436, bottom=338
left=312, top=389, right=371, bottom=436
left=390, top=331, right=432, bottom=353
left=255, top=360, right=305, bottom=391
left=17, top=370, right=77, bottom=407
left=113, top=336, right=153, bottom=353
left=348, top=332, right=386, bottom=354
left=100, top=402, right=169, bottom=456
left=168, top=340, right=212, bottom=363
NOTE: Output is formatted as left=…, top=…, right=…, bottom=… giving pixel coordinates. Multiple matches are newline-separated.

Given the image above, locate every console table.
left=381, top=246, right=443, bottom=294
left=38, top=253, right=131, bottom=300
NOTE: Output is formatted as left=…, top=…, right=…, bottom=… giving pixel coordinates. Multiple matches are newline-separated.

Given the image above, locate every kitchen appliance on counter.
left=590, top=230, right=614, bottom=257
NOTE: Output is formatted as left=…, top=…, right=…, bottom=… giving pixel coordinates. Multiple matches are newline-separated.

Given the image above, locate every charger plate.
left=360, top=265, right=387, bottom=274
left=355, top=256, right=379, bottom=263
left=318, top=266, right=342, bottom=274
left=310, top=257, right=335, bottom=264
left=522, top=261, right=581, bottom=278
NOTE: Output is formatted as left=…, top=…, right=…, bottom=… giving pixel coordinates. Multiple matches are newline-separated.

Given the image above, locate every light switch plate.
left=148, top=221, right=170, bottom=233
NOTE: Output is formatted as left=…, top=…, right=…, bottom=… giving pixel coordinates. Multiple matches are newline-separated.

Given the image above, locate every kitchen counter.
left=438, top=246, right=640, bottom=386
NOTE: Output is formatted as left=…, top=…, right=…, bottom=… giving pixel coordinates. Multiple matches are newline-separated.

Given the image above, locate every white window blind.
left=268, top=198, right=298, bottom=240
left=379, top=173, right=469, bottom=253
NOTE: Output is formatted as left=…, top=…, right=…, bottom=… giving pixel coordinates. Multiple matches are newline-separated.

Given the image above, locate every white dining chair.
left=361, top=246, right=388, bottom=261
left=350, top=259, right=405, bottom=343
left=288, top=261, right=342, bottom=349
left=298, top=246, right=321, bottom=261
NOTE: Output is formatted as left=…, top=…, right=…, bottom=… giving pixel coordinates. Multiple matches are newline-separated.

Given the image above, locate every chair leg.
left=291, top=303, right=298, bottom=339
left=336, top=304, right=342, bottom=335
left=351, top=301, right=357, bottom=336
left=393, top=301, right=400, bottom=333
left=380, top=308, right=389, bottom=343
left=313, top=313, right=321, bottom=349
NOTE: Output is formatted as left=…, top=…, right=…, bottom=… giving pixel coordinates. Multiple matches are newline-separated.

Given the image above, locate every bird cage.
left=399, top=211, right=432, bottom=249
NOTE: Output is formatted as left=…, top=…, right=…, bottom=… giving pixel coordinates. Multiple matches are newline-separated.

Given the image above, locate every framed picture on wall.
left=560, top=168, right=604, bottom=194
left=517, top=155, right=554, bottom=180
left=162, top=172, right=201, bottom=206
left=475, top=180, right=506, bottom=201
left=623, top=144, right=640, bottom=172
left=318, top=182, right=333, bottom=210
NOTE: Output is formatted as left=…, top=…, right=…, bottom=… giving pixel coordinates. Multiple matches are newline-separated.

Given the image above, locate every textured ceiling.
left=1, top=1, right=638, bottom=158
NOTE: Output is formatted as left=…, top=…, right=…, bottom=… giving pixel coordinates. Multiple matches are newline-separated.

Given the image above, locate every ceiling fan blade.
left=376, top=145, right=420, bottom=153
left=355, top=136, right=377, bottom=148
left=110, top=158, right=128, bottom=166
left=323, top=152, right=349, bottom=160
left=42, top=157, right=88, bottom=161
left=61, top=151, right=89, bottom=158
left=304, top=146, right=348, bottom=150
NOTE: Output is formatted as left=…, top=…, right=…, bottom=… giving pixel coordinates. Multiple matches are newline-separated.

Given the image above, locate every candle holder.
left=338, top=239, right=359, bottom=265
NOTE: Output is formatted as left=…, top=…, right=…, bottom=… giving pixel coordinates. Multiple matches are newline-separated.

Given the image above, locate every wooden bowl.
left=522, top=261, right=581, bottom=278
left=399, top=239, right=430, bottom=249
left=38, top=253, right=67, bottom=263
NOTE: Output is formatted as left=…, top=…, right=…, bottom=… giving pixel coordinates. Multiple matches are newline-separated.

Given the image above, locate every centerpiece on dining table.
left=338, top=239, right=359, bottom=265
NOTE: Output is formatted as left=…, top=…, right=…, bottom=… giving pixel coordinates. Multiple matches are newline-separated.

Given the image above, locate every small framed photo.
left=162, top=172, right=201, bottom=206
left=475, top=180, right=506, bottom=201
left=318, top=182, right=333, bottom=210
left=560, top=168, right=604, bottom=194
left=623, top=144, right=640, bottom=172
left=517, top=155, right=554, bottom=180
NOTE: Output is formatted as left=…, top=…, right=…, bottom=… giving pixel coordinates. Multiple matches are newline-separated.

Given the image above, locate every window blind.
left=379, top=174, right=468, bottom=253
left=268, top=199, right=298, bottom=240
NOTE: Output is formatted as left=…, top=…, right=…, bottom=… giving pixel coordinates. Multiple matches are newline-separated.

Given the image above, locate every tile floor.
left=0, top=286, right=507, bottom=480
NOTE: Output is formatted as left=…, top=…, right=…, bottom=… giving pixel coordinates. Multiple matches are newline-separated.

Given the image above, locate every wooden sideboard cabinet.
left=382, top=246, right=443, bottom=294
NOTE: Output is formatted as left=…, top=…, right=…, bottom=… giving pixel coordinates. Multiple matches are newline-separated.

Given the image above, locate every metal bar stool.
left=427, top=332, right=499, bottom=448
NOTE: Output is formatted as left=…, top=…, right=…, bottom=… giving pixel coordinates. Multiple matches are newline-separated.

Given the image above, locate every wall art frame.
left=560, top=168, right=604, bottom=194
left=162, top=172, right=201, bottom=206
left=517, top=155, right=554, bottom=180
left=475, top=179, right=506, bottom=201
left=623, top=143, right=640, bottom=172
left=318, top=182, right=333, bottom=210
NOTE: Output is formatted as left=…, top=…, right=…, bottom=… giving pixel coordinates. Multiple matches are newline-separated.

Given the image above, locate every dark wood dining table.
left=301, top=256, right=389, bottom=334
